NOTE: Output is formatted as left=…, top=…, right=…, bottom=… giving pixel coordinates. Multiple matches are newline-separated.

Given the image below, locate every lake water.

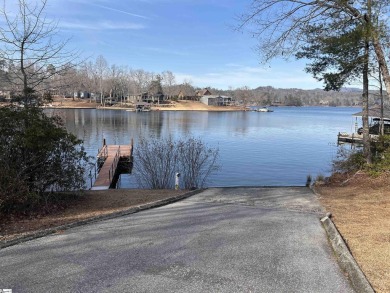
left=53, top=107, right=359, bottom=188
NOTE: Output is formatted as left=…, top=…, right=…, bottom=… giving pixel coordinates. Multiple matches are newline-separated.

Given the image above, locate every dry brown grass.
left=315, top=173, right=390, bottom=293
left=0, top=189, right=187, bottom=242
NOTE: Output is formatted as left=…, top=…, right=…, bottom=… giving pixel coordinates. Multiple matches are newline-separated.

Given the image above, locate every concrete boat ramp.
left=0, top=187, right=358, bottom=292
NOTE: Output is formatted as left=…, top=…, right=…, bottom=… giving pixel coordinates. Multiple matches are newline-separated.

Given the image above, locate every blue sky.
left=46, top=0, right=327, bottom=89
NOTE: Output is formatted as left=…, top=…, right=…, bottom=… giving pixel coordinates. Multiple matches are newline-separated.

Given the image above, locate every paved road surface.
left=0, top=187, right=354, bottom=292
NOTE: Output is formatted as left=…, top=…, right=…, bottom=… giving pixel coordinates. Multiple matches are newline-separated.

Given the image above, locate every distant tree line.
left=2, top=55, right=381, bottom=107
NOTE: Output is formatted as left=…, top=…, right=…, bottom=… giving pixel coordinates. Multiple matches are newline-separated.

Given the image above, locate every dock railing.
left=91, top=140, right=133, bottom=190
left=108, top=146, right=121, bottom=182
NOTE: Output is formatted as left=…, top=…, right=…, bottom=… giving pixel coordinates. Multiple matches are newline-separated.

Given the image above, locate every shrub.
left=0, top=106, right=90, bottom=214
left=133, top=136, right=178, bottom=189
left=134, top=136, right=219, bottom=189
left=333, top=135, right=390, bottom=176
left=315, top=174, right=325, bottom=183
left=368, top=135, right=390, bottom=175
left=332, top=147, right=366, bottom=173
left=177, top=137, right=220, bottom=189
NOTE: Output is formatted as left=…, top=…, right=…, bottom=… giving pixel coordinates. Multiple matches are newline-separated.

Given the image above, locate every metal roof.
left=353, top=106, right=390, bottom=119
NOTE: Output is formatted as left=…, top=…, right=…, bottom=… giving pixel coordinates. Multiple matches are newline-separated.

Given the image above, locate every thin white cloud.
left=60, top=20, right=145, bottom=30
left=92, top=4, right=150, bottom=19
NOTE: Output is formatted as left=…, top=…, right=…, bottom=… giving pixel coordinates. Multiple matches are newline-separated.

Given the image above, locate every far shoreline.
left=1, top=99, right=362, bottom=112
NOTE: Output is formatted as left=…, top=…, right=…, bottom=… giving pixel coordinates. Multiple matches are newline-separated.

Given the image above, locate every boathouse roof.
left=353, top=106, right=390, bottom=119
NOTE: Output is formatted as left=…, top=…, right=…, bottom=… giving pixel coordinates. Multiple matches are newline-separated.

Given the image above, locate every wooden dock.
left=91, top=141, right=133, bottom=190
left=337, top=132, right=379, bottom=144
left=337, top=132, right=363, bottom=144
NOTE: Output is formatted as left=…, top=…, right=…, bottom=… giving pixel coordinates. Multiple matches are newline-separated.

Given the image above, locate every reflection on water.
left=49, top=107, right=358, bottom=188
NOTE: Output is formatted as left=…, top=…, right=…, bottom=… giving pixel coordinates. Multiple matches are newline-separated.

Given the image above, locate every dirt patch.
left=315, top=173, right=390, bottom=293
left=0, top=189, right=187, bottom=242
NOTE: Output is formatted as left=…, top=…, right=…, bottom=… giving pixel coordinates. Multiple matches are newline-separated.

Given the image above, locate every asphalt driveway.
left=0, top=187, right=354, bottom=292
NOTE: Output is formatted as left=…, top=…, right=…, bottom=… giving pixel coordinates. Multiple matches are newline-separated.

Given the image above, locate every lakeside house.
left=126, top=92, right=165, bottom=104
left=74, top=91, right=90, bottom=99
left=178, top=87, right=197, bottom=100
left=200, top=95, right=233, bottom=106
left=195, top=88, right=212, bottom=97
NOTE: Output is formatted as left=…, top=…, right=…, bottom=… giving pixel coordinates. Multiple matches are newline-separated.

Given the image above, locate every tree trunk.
left=379, top=63, right=384, bottom=135
left=20, top=43, right=29, bottom=101
left=372, top=37, right=390, bottom=100
left=362, top=40, right=371, bottom=164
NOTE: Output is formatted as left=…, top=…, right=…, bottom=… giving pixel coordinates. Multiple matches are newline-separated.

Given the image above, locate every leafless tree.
left=130, top=69, right=153, bottom=93
left=161, top=70, right=176, bottom=98
left=94, top=55, right=108, bottom=105
left=235, top=86, right=253, bottom=106
left=238, top=0, right=390, bottom=163
left=0, top=0, right=78, bottom=102
left=238, top=0, right=390, bottom=98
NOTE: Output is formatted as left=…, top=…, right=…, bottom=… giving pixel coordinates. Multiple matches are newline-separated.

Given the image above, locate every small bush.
left=369, top=135, right=390, bottom=173
left=134, top=136, right=178, bottom=189
left=177, top=137, right=220, bottom=189
left=332, top=147, right=366, bottom=173
left=315, top=174, right=325, bottom=182
left=134, top=136, right=219, bottom=189
left=332, top=135, right=390, bottom=177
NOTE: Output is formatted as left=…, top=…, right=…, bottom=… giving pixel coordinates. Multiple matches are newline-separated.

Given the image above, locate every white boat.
left=257, top=107, right=273, bottom=112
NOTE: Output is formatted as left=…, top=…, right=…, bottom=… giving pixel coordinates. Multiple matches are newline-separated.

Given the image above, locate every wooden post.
left=175, top=173, right=180, bottom=190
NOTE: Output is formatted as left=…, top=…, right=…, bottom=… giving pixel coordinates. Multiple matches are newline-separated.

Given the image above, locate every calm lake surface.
left=54, top=107, right=358, bottom=188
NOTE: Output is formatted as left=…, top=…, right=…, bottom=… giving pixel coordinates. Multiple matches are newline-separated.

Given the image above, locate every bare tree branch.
left=0, top=0, right=80, bottom=101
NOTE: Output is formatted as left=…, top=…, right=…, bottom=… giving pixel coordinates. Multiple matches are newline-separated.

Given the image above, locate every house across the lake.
left=195, top=88, right=212, bottom=97
left=200, top=95, right=233, bottom=106
left=126, top=92, right=165, bottom=104
left=177, top=87, right=197, bottom=100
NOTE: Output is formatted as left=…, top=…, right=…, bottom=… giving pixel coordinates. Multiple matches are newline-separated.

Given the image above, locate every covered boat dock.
left=337, top=106, right=390, bottom=145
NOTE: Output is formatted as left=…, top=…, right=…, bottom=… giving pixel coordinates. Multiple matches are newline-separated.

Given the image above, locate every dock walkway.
left=337, top=132, right=379, bottom=144
left=92, top=143, right=133, bottom=190
left=337, top=132, right=363, bottom=144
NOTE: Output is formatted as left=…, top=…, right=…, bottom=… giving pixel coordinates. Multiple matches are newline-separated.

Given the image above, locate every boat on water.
left=135, top=102, right=152, bottom=112
left=257, top=107, right=273, bottom=112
